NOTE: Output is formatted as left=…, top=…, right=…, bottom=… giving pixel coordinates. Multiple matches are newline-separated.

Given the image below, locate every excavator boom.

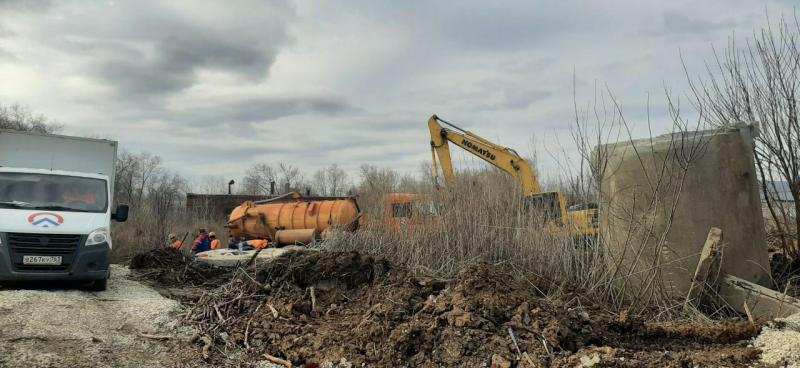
left=428, top=115, right=542, bottom=195
left=427, top=114, right=598, bottom=237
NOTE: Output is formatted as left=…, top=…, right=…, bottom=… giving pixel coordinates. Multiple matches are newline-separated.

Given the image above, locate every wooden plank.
left=684, top=227, right=723, bottom=308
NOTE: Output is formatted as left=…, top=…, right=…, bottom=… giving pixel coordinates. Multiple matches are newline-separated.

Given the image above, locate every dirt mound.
left=129, top=247, right=233, bottom=287
left=254, top=250, right=391, bottom=289
left=185, top=251, right=762, bottom=367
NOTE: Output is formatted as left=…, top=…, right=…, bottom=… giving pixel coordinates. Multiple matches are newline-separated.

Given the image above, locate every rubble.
left=129, top=249, right=765, bottom=367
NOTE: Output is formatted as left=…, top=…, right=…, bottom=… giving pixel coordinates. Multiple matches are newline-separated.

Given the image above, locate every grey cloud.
left=0, top=23, right=14, bottom=37
left=165, top=145, right=293, bottom=164
left=483, top=90, right=551, bottom=111
left=155, top=118, right=424, bottom=177
left=0, top=47, right=15, bottom=60
left=158, top=33, right=273, bottom=78
left=0, top=22, right=16, bottom=59
left=660, top=11, right=739, bottom=34
left=441, top=9, right=584, bottom=50
left=173, top=96, right=356, bottom=127
left=90, top=31, right=285, bottom=96
left=0, top=0, right=51, bottom=13
left=34, top=1, right=295, bottom=97
left=501, top=57, right=558, bottom=76
left=441, top=77, right=554, bottom=112
left=92, top=55, right=195, bottom=96
left=335, top=1, right=606, bottom=51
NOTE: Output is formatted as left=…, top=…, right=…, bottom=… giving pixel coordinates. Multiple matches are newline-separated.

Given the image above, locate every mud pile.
left=184, top=250, right=762, bottom=367
left=129, top=247, right=232, bottom=287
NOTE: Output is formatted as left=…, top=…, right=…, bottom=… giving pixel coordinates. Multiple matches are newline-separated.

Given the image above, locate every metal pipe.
left=253, top=191, right=294, bottom=205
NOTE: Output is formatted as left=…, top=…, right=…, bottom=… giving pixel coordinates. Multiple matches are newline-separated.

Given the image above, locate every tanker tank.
left=227, top=192, right=361, bottom=245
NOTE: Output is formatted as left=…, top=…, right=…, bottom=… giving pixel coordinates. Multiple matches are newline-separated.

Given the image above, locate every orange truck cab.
left=383, top=193, right=439, bottom=233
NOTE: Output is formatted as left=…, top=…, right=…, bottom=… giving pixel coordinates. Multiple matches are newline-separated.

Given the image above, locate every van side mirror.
left=112, top=204, right=129, bottom=222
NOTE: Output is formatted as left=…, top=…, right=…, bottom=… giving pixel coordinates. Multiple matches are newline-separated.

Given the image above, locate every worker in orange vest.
left=209, top=232, right=222, bottom=250
left=167, top=233, right=182, bottom=250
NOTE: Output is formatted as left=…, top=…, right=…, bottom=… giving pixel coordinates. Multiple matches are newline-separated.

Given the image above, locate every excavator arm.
left=428, top=115, right=542, bottom=195
left=428, top=114, right=581, bottom=230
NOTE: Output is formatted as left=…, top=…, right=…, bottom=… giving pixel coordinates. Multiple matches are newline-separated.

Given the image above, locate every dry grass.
left=325, top=170, right=612, bottom=301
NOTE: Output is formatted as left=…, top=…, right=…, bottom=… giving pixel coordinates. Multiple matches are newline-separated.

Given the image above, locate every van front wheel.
left=88, top=275, right=108, bottom=292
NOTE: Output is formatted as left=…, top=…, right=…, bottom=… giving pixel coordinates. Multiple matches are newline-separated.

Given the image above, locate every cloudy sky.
left=0, top=0, right=793, bottom=187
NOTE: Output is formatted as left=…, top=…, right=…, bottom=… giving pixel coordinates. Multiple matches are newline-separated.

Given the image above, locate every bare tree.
left=112, top=150, right=193, bottom=249
left=192, top=175, right=230, bottom=194
left=241, top=162, right=309, bottom=195
left=277, top=162, right=306, bottom=193
left=0, top=103, right=62, bottom=133
left=114, top=151, right=137, bottom=205
left=241, top=163, right=278, bottom=195
left=312, top=164, right=349, bottom=196
left=358, top=164, right=400, bottom=192
left=685, top=14, right=800, bottom=256
left=355, top=164, right=401, bottom=216
left=147, top=171, right=188, bottom=244
left=133, top=153, right=161, bottom=208
left=114, top=150, right=172, bottom=208
left=115, top=151, right=162, bottom=207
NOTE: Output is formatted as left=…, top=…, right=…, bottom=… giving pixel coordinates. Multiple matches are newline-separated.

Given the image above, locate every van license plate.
left=22, top=256, right=62, bottom=265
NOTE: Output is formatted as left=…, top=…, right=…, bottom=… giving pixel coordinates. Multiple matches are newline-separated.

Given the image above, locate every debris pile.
left=129, top=247, right=232, bottom=287
left=172, top=250, right=763, bottom=367
left=130, top=247, right=191, bottom=269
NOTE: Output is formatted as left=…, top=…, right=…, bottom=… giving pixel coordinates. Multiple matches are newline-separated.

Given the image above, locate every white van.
left=0, top=129, right=128, bottom=291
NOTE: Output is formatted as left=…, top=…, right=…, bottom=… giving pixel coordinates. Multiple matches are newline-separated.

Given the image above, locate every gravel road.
left=0, top=265, right=193, bottom=368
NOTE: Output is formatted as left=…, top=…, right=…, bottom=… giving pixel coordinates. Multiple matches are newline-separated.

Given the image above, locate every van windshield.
left=0, top=173, right=108, bottom=213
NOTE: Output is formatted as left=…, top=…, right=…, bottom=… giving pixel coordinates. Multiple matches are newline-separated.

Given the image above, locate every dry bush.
left=325, top=168, right=609, bottom=298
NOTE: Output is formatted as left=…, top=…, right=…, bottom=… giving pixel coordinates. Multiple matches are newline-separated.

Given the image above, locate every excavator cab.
left=567, top=202, right=600, bottom=237
left=524, top=191, right=565, bottom=225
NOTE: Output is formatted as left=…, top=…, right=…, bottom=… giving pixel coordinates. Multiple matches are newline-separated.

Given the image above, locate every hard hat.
left=209, top=231, right=216, bottom=237
left=168, top=233, right=177, bottom=239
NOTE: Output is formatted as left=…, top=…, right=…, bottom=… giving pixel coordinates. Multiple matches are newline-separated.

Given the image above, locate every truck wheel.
left=89, top=276, right=108, bottom=292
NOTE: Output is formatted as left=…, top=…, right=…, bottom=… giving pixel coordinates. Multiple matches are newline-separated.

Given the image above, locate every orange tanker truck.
left=227, top=192, right=362, bottom=246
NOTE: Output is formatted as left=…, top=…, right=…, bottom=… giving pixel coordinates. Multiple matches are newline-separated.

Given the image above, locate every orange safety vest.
left=210, top=239, right=221, bottom=250
left=247, top=239, right=269, bottom=249
left=169, top=240, right=182, bottom=250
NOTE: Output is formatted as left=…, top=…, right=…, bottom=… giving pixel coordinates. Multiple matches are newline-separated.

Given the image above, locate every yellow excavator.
left=428, top=114, right=598, bottom=238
